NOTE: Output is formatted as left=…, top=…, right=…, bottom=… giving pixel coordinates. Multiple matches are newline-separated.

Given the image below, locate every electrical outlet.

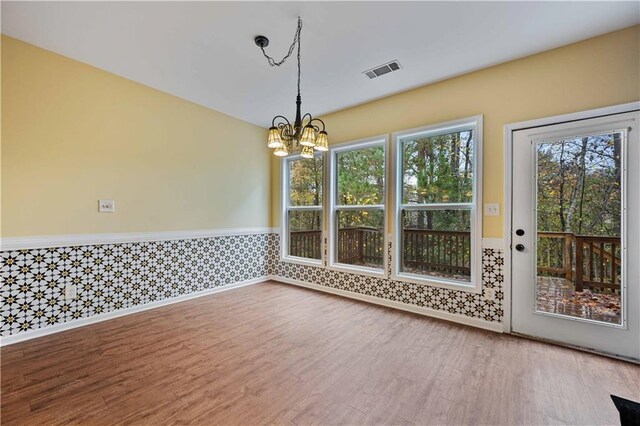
left=484, top=288, right=495, bottom=301
left=484, top=203, right=500, bottom=217
left=65, top=284, right=77, bottom=301
left=99, top=199, right=115, bottom=213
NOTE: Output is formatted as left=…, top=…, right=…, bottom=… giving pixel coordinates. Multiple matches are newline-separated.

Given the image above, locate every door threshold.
left=509, top=331, right=640, bottom=365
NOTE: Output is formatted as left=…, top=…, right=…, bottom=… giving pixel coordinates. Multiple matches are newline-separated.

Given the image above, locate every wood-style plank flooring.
left=2, top=281, right=639, bottom=425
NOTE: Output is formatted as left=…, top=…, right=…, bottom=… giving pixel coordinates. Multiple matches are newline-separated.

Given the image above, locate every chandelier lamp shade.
left=255, top=17, right=328, bottom=158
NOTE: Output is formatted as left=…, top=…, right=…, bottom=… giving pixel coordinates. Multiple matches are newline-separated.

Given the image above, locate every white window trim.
left=281, top=153, right=325, bottom=267
left=328, top=136, right=389, bottom=278
left=391, top=115, right=484, bottom=293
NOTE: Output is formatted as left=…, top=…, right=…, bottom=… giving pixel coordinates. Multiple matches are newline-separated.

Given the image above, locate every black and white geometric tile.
left=266, top=234, right=504, bottom=323
left=1, top=234, right=269, bottom=337
left=1, top=232, right=504, bottom=338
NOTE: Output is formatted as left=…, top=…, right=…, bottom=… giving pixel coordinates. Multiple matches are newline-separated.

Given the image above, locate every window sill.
left=391, top=272, right=481, bottom=294
left=280, top=256, right=323, bottom=268
left=328, top=263, right=386, bottom=278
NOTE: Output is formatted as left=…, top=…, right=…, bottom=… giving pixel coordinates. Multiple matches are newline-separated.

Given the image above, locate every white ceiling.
left=2, top=1, right=639, bottom=127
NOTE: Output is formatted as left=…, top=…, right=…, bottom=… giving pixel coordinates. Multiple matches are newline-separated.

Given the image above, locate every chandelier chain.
left=258, top=17, right=302, bottom=96
left=297, top=18, right=301, bottom=96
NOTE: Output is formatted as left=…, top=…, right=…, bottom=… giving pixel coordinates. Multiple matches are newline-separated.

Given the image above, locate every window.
left=329, top=137, right=387, bottom=273
left=282, top=154, right=324, bottom=263
left=393, top=117, right=482, bottom=291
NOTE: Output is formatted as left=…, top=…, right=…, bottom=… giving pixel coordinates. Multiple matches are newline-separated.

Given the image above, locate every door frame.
left=503, top=102, right=640, bottom=334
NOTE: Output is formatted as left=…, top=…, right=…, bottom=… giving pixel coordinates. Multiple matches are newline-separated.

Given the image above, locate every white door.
left=511, top=111, right=640, bottom=360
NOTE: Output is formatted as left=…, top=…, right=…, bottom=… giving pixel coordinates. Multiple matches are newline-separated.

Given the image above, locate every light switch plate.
left=99, top=199, right=115, bottom=213
left=484, top=203, right=500, bottom=216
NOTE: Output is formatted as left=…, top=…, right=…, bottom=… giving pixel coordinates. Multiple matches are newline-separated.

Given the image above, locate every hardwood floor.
left=2, top=281, right=639, bottom=425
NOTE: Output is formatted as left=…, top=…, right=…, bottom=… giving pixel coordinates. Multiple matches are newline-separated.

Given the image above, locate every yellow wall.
left=1, top=35, right=271, bottom=237
left=3, top=26, right=639, bottom=239
left=270, top=25, right=640, bottom=237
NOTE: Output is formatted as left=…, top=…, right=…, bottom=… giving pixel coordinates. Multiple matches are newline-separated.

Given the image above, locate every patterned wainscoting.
left=1, top=231, right=504, bottom=340
left=1, top=233, right=270, bottom=337
left=267, top=234, right=504, bottom=324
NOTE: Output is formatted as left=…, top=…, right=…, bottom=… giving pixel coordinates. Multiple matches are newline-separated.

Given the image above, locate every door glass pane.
left=289, top=157, right=323, bottom=206
left=336, top=146, right=385, bottom=205
left=536, top=132, right=622, bottom=325
left=288, top=210, right=322, bottom=260
left=401, top=209, right=471, bottom=282
left=401, top=129, right=474, bottom=204
left=336, top=209, right=384, bottom=268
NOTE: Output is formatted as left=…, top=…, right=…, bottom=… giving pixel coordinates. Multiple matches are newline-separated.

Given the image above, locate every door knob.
left=515, top=244, right=525, bottom=252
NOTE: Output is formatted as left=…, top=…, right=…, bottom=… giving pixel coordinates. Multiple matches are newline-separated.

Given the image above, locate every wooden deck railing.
left=336, top=227, right=384, bottom=266
left=289, top=230, right=322, bottom=260
left=403, top=229, right=471, bottom=277
left=290, top=227, right=471, bottom=274
left=289, top=227, right=384, bottom=265
left=537, top=232, right=574, bottom=281
left=289, top=229, right=621, bottom=291
left=537, top=232, right=621, bottom=292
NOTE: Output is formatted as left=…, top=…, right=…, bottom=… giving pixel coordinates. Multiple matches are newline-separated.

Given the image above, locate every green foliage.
left=336, top=146, right=385, bottom=229
left=288, top=156, right=323, bottom=231
left=289, top=156, right=323, bottom=207
left=537, top=134, right=621, bottom=236
left=337, top=209, right=384, bottom=231
left=402, top=209, right=471, bottom=232
left=337, top=146, right=385, bottom=206
left=402, top=130, right=474, bottom=231
left=403, top=130, right=473, bottom=205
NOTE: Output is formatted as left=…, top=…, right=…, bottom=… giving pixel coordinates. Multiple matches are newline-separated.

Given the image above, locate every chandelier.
left=255, top=17, right=328, bottom=158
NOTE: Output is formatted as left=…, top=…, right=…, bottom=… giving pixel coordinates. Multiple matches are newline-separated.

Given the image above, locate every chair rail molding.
left=1, top=227, right=278, bottom=251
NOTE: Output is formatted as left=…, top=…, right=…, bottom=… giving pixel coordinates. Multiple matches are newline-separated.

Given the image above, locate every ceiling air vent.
left=363, top=60, right=402, bottom=79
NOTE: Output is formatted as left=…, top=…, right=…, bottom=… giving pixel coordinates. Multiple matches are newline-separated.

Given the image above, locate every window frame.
left=281, top=153, right=326, bottom=267
left=328, top=136, right=389, bottom=277
left=391, top=116, right=483, bottom=293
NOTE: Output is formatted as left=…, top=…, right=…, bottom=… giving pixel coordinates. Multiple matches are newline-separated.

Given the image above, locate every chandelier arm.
left=309, top=117, right=326, bottom=132
left=301, top=113, right=313, bottom=126
left=271, top=115, right=291, bottom=127
left=278, top=122, right=295, bottom=140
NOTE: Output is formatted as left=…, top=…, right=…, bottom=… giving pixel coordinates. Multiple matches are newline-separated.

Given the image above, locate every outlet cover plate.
left=65, top=284, right=77, bottom=301
left=484, top=203, right=500, bottom=216
left=99, top=199, right=115, bottom=213
left=484, top=288, right=495, bottom=301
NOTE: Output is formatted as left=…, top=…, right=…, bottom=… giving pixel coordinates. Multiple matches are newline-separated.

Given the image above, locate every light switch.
left=484, top=203, right=500, bottom=216
left=99, top=199, right=115, bottom=213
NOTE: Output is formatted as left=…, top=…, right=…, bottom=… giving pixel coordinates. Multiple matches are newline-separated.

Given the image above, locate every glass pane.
left=536, top=132, right=622, bottom=325
left=336, top=209, right=384, bottom=269
left=402, top=129, right=473, bottom=204
left=288, top=210, right=322, bottom=260
left=401, top=209, right=471, bottom=282
left=289, top=156, right=323, bottom=206
left=337, top=146, right=385, bottom=205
